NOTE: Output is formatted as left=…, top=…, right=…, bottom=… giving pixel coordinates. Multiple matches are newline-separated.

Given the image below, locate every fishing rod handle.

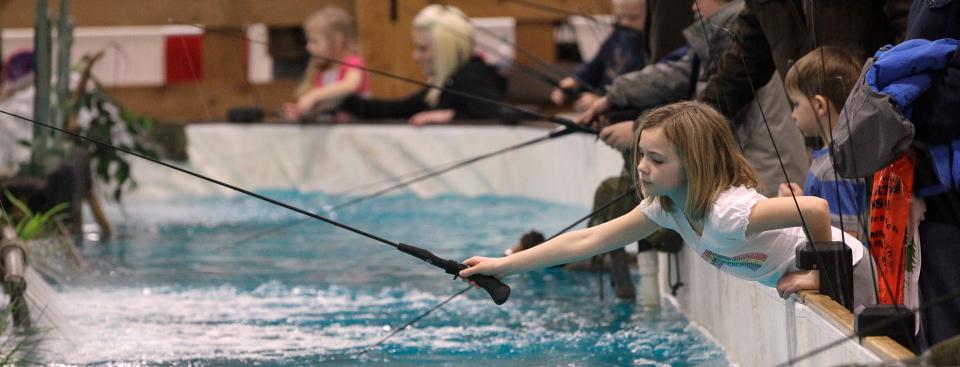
left=548, top=116, right=599, bottom=136
left=397, top=243, right=511, bottom=305
left=561, top=86, right=584, bottom=103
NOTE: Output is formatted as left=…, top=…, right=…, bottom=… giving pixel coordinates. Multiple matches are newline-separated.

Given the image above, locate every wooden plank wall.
left=0, top=0, right=611, bottom=121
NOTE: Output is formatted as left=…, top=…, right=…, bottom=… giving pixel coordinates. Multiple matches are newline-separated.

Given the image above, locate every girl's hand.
left=458, top=256, right=508, bottom=287
left=776, top=270, right=819, bottom=298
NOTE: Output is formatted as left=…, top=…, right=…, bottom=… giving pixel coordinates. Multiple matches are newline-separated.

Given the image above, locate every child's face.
left=412, top=31, right=435, bottom=76
left=636, top=126, right=685, bottom=199
left=616, top=2, right=646, bottom=32
left=306, top=32, right=342, bottom=60
left=788, top=91, right=822, bottom=138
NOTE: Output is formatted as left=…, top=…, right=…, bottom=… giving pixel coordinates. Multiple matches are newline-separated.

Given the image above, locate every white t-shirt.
left=639, top=186, right=864, bottom=287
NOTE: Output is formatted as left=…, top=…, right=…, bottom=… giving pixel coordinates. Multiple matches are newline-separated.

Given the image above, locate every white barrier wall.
left=123, top=124, right=624, bottom=208
left=659, top=249, right=885, bottom=367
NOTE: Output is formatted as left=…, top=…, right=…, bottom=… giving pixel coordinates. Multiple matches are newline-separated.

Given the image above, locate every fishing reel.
left=796, top=241, right=853, bottom=311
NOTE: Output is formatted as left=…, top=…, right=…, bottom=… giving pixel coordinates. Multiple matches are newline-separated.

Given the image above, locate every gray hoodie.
left=604, top=1, right=807, bottom=197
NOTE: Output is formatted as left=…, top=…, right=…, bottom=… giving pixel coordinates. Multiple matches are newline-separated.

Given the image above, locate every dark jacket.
left=904, top=0, right=960, bottom=226
left=697, top=0, right=909, bottom=119
left=645, top=0, right=694, bottom=64
left=339, top=56, right=507, bottom=120
left=606, top=1, right=807, bottom=197
left=574, top=27, right=647, bottom=94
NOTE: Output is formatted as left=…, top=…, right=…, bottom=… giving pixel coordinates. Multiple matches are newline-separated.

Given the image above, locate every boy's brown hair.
left=784, top=46, right=863, bottom=110
left=632, top=101, right=759, bottom=221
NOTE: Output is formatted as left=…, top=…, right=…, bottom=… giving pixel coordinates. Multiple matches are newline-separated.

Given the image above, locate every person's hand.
left=458, top=256, right=508, bottom=287
left=409, top=109, right=455, bottom=126
left=574, top=92, right=600, bottom=112
left=778, top=182, right=804, bottom=197
left=282, top=103, right=300, bottom=121
left=599, top=121, right=636, bottom=151
left=577, top=96, right=610, bottom=130
left=550, top=88, right=566, bottom=106
left=776, top=270, right=819, bottom=298
left=550, top=77, right=578, bottom=106
left=295, top=94, right=318, bottom=113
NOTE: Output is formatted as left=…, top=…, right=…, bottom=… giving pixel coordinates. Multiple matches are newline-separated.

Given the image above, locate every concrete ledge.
left=121, top=123, right=624, bottom=208
left=659, top=248, right=914, bottom=366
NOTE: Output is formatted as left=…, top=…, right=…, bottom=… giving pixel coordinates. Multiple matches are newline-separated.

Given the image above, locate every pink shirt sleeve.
left=339, top=54, right=370, bottom=96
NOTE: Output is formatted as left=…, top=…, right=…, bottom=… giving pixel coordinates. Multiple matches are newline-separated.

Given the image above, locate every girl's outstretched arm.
left=459, top=205, right=661, bottom=279
left=746, top=196, right=832, bottom=242
left=296, top=69, right=365, bottom=112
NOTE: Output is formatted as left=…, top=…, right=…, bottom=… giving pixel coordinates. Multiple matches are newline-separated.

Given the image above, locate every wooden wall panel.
left=2, top=0, right=613, bottom=121
left=0, top=0, right=354, bottom=27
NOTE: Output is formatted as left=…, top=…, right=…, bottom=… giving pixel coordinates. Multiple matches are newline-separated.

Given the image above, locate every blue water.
left=51, top=191, right=729, bottom=366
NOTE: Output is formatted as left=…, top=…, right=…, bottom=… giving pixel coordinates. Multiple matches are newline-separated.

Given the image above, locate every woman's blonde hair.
left=632, top=101, right=759, bottom=220
left=413, top=4, right=475, bottom=106
left=296, top=6, right=357, bottom=97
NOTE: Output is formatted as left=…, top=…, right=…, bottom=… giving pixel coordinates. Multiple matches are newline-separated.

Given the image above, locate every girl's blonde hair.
left=633, top=101, right=759, bottom=220
left=413, top=4, right=475, bottom=107
left=296, top=6, right=357, bottom=97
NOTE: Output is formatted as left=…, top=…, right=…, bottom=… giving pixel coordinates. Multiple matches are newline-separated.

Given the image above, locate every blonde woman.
left=338, top=4, right=506, bottom=125
left=461, top=102, right=876, bottom=310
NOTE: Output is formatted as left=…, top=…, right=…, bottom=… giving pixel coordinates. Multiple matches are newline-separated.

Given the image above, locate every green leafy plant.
left=18, top=62, right=158, bottom=202
left=3, top=191, right=69, bottom=241
left=76, top=85, right=158, bottom=201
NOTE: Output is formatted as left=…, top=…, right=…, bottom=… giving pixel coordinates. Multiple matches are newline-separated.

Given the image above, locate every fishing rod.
left=174, top=21, right=596, bottom=136
left=701, top=17, right=844, bottom=307
left=465, top=3, right=603, bottom=95
left=500, top=0, right=612, bottom=27
left=788, top=0, right=904, bottom=352
left=699, top=5, right=914, bottom=357
left=354, top=186, right=637, bottom=356
left=0, top=109, right=511, bottom=305
left=802, top=3, right=889, bottom=309
left=219, top=125, right=583, bottom=249
left=393, top=1, right=581, bottom=94
left=175, top=19, right=599, bottom=248
left=496, top=0, right=640, bottom=102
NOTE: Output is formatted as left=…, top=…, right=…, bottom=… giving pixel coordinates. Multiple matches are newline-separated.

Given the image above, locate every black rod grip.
left=457, top=263, right=511, bottom=305
left=397, top=243, right=511, bottom=305
left=548, top=116, right=598, bottom=135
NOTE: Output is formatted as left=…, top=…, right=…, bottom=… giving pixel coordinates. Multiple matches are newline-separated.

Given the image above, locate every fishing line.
left=217, top=125, right=582, bottom=250
left=352, top=187, right=636, bottom=356
left=172, top=21, right=596, bottom=135
left=0, top=109, right=512, bottom=305
left=777, top=288, right=960, bottom=367
left=704, top=20, right=842, bottom=306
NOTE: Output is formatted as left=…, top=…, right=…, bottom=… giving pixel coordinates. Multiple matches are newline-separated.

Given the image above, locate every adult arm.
left=339, top=89, right=428, bottom=119
left=697, top=4, right=777, bottom=121
left=606, top=51, right=695, bottom=111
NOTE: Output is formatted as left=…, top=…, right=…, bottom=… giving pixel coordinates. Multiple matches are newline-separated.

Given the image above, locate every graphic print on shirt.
left=700, top=250, right=767, bottom=272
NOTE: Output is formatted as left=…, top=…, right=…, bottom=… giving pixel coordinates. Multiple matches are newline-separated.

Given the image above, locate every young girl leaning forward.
left=461, top=101, right=873, bottom=308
